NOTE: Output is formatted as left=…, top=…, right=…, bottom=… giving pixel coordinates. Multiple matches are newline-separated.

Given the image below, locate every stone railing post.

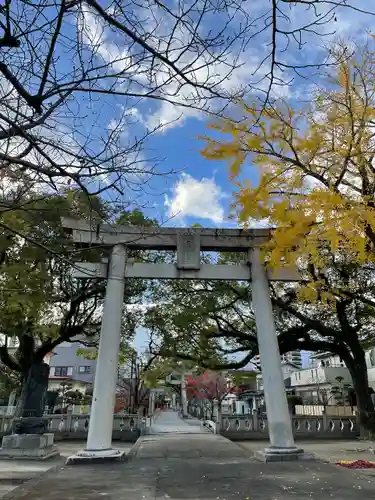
left=66, top=412, right=73, bottom=432
left=252, top=410, right=259, bottom=432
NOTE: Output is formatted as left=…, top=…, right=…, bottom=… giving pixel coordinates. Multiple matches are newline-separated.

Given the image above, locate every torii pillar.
left=62, top=220, right=314, bottom=463
left=66, top=244, right=127, bottom=463
left=250, top=248, right=313, bottom=461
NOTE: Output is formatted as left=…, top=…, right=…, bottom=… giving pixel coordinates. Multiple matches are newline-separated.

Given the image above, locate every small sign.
left=177, top=232, right=200, bottom=270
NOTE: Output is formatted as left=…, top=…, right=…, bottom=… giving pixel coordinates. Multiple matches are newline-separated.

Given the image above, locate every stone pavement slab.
left=237, top=439, right=375, bottom=465
left=4, top=433, right=375, bottom=500
left=3, top=451, right=375, bottom=499
left=150, top=410, right=204, bottom=435
left=131, top=434, right=246, bottom=459
left=0, top=441, right=132, bottom=499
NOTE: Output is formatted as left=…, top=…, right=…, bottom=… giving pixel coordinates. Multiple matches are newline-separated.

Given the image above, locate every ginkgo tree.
left=201, top=42, right=375, bottom=276
left=200, top=41, right=375, bottom=436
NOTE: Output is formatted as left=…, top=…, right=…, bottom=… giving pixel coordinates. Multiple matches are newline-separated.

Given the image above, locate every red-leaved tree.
left=186, top=371, right=238, bottom=420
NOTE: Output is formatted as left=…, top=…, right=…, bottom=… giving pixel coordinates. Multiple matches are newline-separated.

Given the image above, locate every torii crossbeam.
left=61, top=217, right=300, bottom=281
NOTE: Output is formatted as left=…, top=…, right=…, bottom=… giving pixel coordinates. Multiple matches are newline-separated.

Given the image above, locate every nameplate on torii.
left=176, top=233, right=200, bottom=270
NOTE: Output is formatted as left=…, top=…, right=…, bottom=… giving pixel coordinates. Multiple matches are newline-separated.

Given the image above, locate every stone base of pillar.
left=0, top=433, right=59, bottom=460
left=65, top=448, right=127, bottom=465
left=255, top=446, right=316, bottom=462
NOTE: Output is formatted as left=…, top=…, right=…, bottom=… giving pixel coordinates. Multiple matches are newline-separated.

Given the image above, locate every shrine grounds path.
left=2, top=410, right=375, bottom=500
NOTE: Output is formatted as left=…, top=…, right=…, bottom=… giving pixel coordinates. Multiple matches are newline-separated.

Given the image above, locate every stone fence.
left=0, top=413, right=144, bottom=442
left=219, top=414, right=359, bottom=441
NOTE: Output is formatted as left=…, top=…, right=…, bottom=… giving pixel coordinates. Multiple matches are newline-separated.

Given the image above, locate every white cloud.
left=79, top=10, right=132, bottom=73
left=141, top=2, right=373, bottom=132
left=165, top=174, right=226, bottom=223
left=75, top=2, right=374, bottom=136
left=76, top=4, right=284, bottom=133
left=146, top=54, right=268, bottom=132
left=246, top=218, right=271, bottom=229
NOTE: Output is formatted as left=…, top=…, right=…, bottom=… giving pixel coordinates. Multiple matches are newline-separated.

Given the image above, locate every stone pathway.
left=0, top=441, right=132, bottom=499
left=3, top=414, right=375, bottom=499
left=4, top=431, right=375, bottom=499
left=238, top=439, right=375, bottom=468
left=150, top=410, right=205, bottom=435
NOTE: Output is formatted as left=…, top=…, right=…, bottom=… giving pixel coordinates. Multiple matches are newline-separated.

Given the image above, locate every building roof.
left=281, top=361, right=300, bottom=369
left=310, top=352, right=334, bottom=359
left=256, top=361, right=300, bottom=376
left=238, top=388, right=295, bottom=399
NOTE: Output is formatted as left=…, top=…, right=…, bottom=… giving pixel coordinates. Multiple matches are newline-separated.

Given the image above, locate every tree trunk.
left=346, top=355, right=375, bottom=440
left=217, top=400, right=222, bottom=422
left=13, top=361, right=50, bottom=434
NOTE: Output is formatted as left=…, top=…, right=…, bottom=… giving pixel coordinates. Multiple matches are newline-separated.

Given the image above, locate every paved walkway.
left=3, top=412, right=375, bottom=499
left=150, top=410, right=204, bottom=435
left=0, top=441, right=132, bottom=499
left=239, top=439, right=375, bottom=466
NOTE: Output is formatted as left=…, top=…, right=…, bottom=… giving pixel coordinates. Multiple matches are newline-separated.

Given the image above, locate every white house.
left=256, top=361, right=299, bottom=391
left=307, top=349, right=375, bottom=393
left=290, top=353, right=352, bottom=403
left=235, top=349, right=375, bottom=409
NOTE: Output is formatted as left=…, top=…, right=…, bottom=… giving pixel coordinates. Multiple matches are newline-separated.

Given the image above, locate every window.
left=54, top=366, right=73, bottom=377
left=79, top=366, right=91, bottom=374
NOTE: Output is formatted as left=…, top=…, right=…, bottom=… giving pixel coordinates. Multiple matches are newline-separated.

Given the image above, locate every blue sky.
left=83, top=1, right=373, bottom=361
left=88, top=2, right=373, bottom=230
left=17, top=1, right=371, bottom=225
left=11, top=2, right=371, bottom=363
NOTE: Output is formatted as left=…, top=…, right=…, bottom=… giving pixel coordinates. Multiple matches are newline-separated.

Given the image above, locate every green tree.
left=76, top=209, right=159, bottom=365
left=330, top=376, right=353, bottom=406
left=0, top=192, right=146, bottom=423
left=145, top=251, right=375, bottom=436
left=144, top=253, right=253, bottom=368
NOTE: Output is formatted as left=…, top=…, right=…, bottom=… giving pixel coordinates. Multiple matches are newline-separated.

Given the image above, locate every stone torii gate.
left=62, top=219, right=309, bottom=463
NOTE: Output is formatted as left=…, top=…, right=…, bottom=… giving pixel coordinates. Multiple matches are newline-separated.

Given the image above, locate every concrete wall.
left=367, top=367, right=375, bottom=390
